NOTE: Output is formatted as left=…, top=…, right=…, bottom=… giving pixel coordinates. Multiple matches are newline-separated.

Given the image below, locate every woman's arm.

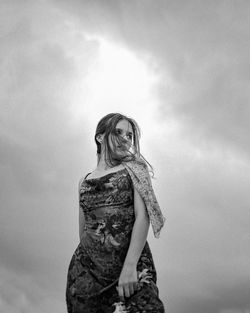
left=117, top=186, right=150, bottom=300
left=78, top=178, right=85, bottom=241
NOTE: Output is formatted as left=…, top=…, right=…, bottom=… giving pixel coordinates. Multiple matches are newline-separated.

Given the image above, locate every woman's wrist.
left=122, top=260, right=138, bottom=270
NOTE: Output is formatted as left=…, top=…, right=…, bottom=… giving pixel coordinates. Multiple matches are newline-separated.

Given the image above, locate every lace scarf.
left=123, top=158, right=165, bottom=238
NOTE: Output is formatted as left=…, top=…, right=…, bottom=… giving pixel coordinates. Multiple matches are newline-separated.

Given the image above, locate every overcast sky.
left=1, top=1, right=250, bottom=313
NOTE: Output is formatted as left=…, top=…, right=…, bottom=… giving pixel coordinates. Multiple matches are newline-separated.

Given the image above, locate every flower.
left=112, top=269, right=153, bottom=312
left=138, top=268, right=152, bottom=285
left=112, top=301, right=129, bottom=313
left=95, top=220, right=106, bottom=235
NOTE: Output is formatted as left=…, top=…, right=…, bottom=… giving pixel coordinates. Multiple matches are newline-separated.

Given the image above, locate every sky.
left=0, top=0, right=250, bottom=312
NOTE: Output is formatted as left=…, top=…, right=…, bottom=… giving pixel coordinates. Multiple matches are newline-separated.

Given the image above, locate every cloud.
left=54, top=0, right=250, bottom=159
left=152, top=148, right=250, bottom=312
left=0, top=2, right=94, bottom=312
left=0, top=264, right=64, bottom=313
left=0, top=0, right=100, bottom=193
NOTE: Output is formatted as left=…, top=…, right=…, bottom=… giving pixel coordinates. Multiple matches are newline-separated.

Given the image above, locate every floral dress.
left=66, top=167, right=165, bottom=313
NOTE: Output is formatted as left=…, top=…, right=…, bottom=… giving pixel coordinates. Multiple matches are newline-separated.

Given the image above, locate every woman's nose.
left=120, top=134, right=127, bottom=141
left=123, top=136, right=131, bottom=145
left=122, top=137, right=131, bottom=148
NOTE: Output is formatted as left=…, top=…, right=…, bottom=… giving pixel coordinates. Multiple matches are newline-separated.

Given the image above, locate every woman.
left=66, top=113, right=165, bottom=313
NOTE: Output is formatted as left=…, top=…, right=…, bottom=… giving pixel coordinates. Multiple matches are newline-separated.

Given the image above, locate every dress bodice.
left=78, top=168, right=135, bottom=276
left=79, top=168, right=133, bottom=212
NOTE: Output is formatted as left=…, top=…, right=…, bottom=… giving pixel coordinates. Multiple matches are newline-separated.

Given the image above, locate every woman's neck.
left=96, top=155, right=113, bottom=171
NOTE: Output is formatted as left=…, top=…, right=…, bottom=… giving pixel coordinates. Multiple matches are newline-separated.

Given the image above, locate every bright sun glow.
left=70, top=35, right=160, bottom=127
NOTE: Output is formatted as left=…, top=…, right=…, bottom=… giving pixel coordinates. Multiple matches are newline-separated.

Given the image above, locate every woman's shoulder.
left=78, top=170, right=94, bottom=187
left=78, top=176, right=86, bottom=189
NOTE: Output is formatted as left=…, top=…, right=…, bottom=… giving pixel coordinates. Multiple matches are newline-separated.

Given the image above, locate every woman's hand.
left=116, top=265, right=138, bottom=301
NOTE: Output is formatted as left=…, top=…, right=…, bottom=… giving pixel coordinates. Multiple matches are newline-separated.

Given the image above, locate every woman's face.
left=109, top=119, right=133, bottom=154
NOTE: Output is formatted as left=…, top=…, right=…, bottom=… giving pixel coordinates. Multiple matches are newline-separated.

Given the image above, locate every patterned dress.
left=66, top=167, right=165, bottom=313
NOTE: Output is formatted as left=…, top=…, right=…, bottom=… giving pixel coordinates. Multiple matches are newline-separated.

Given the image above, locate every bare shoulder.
left=78, top=176, right=85, bottom=189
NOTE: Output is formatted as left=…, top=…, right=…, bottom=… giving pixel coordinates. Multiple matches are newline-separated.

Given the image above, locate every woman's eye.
left=114, top=129, right=132, bottom=141
left=115, top=129, right=122, bottom=135
left=128, top=134, right=132, bottom=140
